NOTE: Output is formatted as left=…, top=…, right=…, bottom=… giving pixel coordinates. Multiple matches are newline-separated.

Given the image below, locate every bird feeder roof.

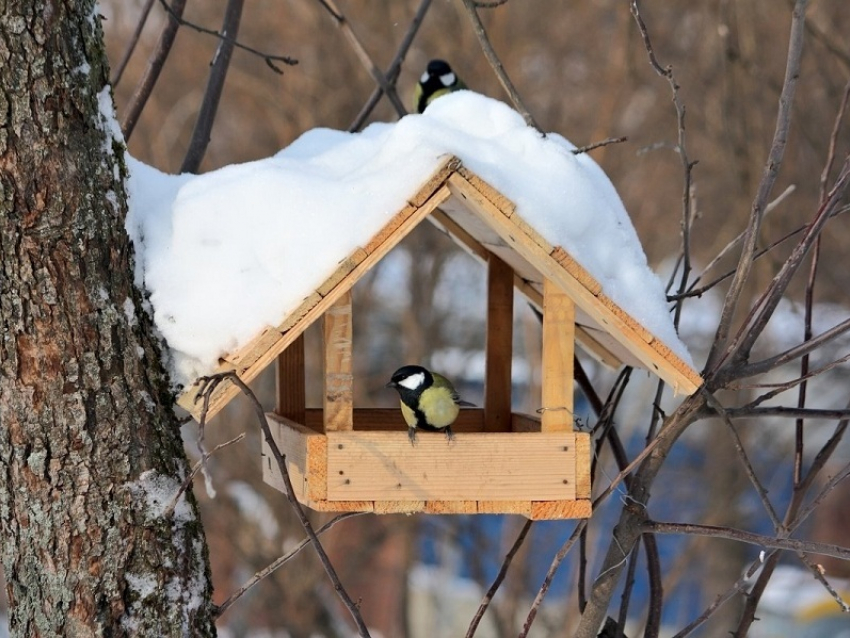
left=126, top=93, right=702, bottom=422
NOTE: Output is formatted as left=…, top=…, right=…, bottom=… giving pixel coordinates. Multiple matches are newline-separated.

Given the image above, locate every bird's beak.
left=385, top=381, right=396, bottom=389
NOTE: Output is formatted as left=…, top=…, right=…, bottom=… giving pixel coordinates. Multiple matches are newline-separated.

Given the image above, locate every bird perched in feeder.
left=386, top=365, right=473, bottom=444
left=413, top=59, right=467, bottom=114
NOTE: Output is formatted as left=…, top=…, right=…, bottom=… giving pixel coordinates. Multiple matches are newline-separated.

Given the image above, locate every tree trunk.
left=0, top=2, right=216, bottom=635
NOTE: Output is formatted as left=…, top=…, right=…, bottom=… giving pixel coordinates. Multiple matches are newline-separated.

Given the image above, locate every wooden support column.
left=485, top=254, right=514, bottom=432
left=323, top=290, right=354, bottom=432
left=276, top=333, right=305, bottom=425
left=541, top=278, right=574, bottom=432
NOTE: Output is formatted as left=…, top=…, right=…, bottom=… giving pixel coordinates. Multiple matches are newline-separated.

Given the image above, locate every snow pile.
left=126, top=91, right=692, bottom=389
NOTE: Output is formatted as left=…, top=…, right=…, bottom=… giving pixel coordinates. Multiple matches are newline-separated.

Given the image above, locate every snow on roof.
left=126, top=91, right=693, bottom=389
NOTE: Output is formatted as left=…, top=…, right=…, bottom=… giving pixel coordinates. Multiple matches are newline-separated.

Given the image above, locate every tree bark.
left=0, top=1, right=216, bottom=635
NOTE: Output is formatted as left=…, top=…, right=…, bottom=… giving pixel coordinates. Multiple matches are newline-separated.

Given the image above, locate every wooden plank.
left=373, top=501, right=426, bottom=515
left=511, top=412, right=542, bottom=433
left=575, top=325, right=624, bottom=369
left=530, top=500, right=592, bottom=520
left=485, top=254, right=514, bottom=432
left=550, top=247, right=603, bottom=296
left=575, top=432, right=591, bottom=499
left=323, top=291, right=353, bottom=432
left=306, top=407, right=484, bottom=432
left=446, top=172, right=701, bottom=395
left=408, top=155, right=461, bottom=206
left=476, top=500, right=532, bottom=517
left=457, top=166, right=516, bottom=215
left=303, top=499, right=375, bottom=513
left=542, top=278, right=575, bottom=433
left=424, top=501, right=478, bottom=515
left=325, top=431, right=577, bottom=501
left=262, top=413, right=327, bottom=504
left=317, top=249, right=367, bottom=297
left=178, top=184, right=453, bottom=422
left=276, top=334, right=305, bottom=424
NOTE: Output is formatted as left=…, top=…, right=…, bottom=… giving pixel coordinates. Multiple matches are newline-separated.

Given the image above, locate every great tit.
left=413, top=59, right=467, bottom=114
left=386, top=365, right=473, bottom=444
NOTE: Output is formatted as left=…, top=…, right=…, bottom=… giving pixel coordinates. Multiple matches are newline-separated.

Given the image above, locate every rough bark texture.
left=0, top=1, right=216, bottom=635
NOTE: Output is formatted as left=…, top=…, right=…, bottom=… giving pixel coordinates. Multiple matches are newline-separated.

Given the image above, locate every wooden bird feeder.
left=177, top=156, right=702, bottom=520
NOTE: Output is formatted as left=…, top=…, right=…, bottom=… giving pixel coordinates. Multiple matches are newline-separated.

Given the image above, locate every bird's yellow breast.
left=418, top=386, right=460, bottom=428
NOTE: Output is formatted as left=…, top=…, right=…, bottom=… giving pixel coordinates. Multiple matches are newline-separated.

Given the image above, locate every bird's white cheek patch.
left=399, top=372, right=425, bottom=390
left=440, top=72, right=456, bottom=87
left=420, top=71, right=430, bottom=83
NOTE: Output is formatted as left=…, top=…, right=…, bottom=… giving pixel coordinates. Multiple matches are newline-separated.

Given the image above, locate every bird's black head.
left=416, top=59, right=460, bottom=114
left=386, top=365, right=434, bottom=399
left=425, top=59, right=453, bottom=80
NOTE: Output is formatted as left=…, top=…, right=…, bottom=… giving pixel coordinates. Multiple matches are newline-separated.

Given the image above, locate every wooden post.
left=276, top=333, right=305, bottom=425
left=485, top=254, right=514, bottom=432
left=541, top=278, right=574, bottom=432
left=323, top=290, right=354, bottom=432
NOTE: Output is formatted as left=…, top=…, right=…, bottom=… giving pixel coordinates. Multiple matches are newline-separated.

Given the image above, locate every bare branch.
left=519, top=520, right=588, bottom=638
left=110, top=0, right=155, bottom=88
left=162, top=432, right=246, bottom=519
left=723, top=407, right=850, bottom=420
left=669, top=552, right=770, bottom=638
left=643, top=520, right=850, bottom=561
left=181, top=0, right=244, bottom=173
left=671, top=185, right=795, bottom=299
left=121, top=0, right=187, bottom=140
left=465, top=519, right=533, bottom=638
left=571, top=136, right=628, bottom=155
left=797, top=552, right=850, bottom=613
left=155, top=0, right=296, bottom=72
left=669, top=222, right=804, bottom=301
left=630, top=0, right=696, bottom=335
left=725, top=156, right=850, bottom=365
left=703, top=393, right=781, bottom=529
left=198, top=373, right=372, bottom=637
left=732, top=315, right=850, bottom=380
left=214, top=511, right=366, bottom=619
left=705, top=0, right=810, bottom=373
left=737, top=353, right=850, bottom=407
left=458, top=0, right=541, bottom=132
left=317, top=0, right=407, bottom=117
left=348, top=0, right=433, bottom=131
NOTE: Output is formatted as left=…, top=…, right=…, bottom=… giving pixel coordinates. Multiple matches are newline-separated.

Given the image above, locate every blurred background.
left=33, top=2, right=849, bottom=636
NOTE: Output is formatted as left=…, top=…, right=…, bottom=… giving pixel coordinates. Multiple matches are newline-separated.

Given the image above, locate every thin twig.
left=630, top=0, right=695, bottom=335
left=156, top=0, right=296, bottom=72
left=519, top=520, right=588, bottom=638
left=705, top=0, right=810, bottom=373
left=672, top=185, right=795, bottom=299
left=643, top=520, right=850, bottom=561
left=731, top=315, right=850, bottom=380
left=797, top=552, right=850, bottom=613
left=668, top=222, right=804, bottom=301
left=616, top=546, right=640, bottom=637
left=726, top=156, right=850, bottom=367
left=348, top=0, right=433, bottom=131
left=465, top=519, right=533, bottom=638
left=121, top=0, right=187, bottom=140
left=317, top=0, right=407, bottom=117
left=198, top=373, right=372, bottom=637
left=668, top=552, right=770, bottom=638
left=740, top=354, right=850, bottom=408
left=163, top=432, right=246, bottom=518
left=571, top=136, right=628, bottom=155
left=723, top=407, right=850, bottom=420
left=110, top=0, right=155, bottom=88
left=703, top=392, right=781, bottom=529
left=181, top=0, right=244, bottom=173
left=458, top=0, right=542, bottom=132
left=214, top=511, right=366, bottom=618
